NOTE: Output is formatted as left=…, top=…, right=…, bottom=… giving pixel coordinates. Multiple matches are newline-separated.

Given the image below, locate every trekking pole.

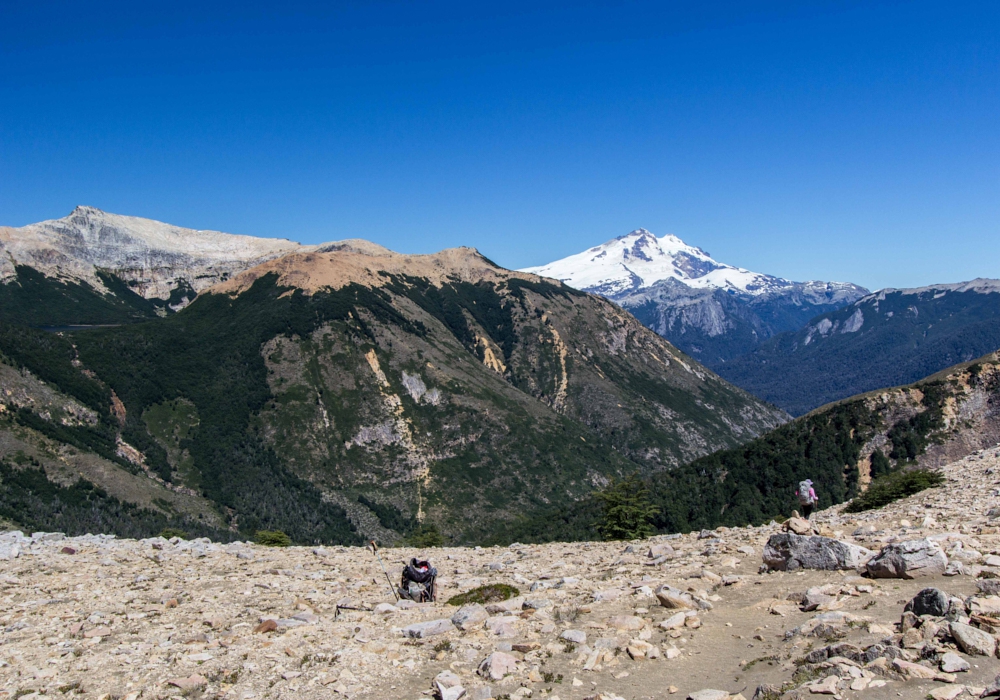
left=370, top=540, right=399, bottom=602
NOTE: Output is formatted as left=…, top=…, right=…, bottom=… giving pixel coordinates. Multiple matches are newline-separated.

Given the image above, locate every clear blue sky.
left=2, top=1, right=997, bottom=290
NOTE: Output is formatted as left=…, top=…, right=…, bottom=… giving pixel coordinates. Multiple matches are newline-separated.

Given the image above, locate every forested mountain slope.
left=717, top=280, right=1000, bottom=415
left=502, top=350, right=1000, bottom=543
left=0, top=240, right=786, bottom=544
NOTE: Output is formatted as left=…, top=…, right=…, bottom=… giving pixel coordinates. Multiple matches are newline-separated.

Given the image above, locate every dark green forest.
left=719, top=288, right=1000, bottom=415
left=496, top=371, right=965, bottom=544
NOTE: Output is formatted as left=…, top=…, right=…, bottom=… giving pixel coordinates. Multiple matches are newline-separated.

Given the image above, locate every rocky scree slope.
left=0, top=206, right=315, bottom=323
left=522, top=229, right=868, bottom=366
left=6, top=444, right=1000, bottom=699
left=717, top=279, right=1000, bottom=416
left=0, top=242, right=786, bottom=545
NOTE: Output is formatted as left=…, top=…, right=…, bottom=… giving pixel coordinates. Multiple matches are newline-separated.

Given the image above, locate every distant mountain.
left=522, top=229, right=868, bottom=365
left=0, top=206, right=313, bottom=323
left=0, top=211, right=786, bottom=544
left=718, top=279, right=1000, bottom=415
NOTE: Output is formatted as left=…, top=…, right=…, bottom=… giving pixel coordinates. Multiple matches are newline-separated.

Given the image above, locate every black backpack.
left=400, top=558, right=437, bottom=602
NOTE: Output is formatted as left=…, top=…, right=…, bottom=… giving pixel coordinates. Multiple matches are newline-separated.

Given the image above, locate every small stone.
left=866, top=538, right=948, bottom=579
left=806, top=675, right=840, bottom=694
left=254, top=619, right=278, bottom=634
left=560, top=629, right=586, bottom=644
left=686, top=690, right=730, bottom=700
left=452, top=604, right=489, bottom=630
left=892, top=658, right=937, bottom=679
left=403, top=618, right=455, bottom=638
left=929, top=687, right=965, bottom=700
left=905, top=587, right=950, bottom=617
left=166, top=674, right=208, bottom=691
left=607, top=615, right=644, bottom=631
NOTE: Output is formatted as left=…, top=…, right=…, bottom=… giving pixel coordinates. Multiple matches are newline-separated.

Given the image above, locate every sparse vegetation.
left=254, top=530, right=292, bottom=547
left=446, top=583, right=520, bottom=606
left=159, top=528, right=188, bottom=540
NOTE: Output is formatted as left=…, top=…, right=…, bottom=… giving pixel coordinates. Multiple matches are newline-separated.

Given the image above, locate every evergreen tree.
left=595, top=474, right=659, bottom=541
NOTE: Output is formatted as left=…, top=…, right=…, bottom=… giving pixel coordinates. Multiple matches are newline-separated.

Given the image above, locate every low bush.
left=255, top=530, right=292, bottom=547
left=446, top=583, right=520, bottom=606
left=843, top=468, right=944, bottom=513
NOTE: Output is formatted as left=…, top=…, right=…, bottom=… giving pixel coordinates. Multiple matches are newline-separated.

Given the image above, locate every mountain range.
left=717, top=279, right=1000, bottom=415
left=4, top=207, right=1000, bottom=546
left=0, top=207, right=786, bottom=544
left=522, top=229, right=869, bottom=365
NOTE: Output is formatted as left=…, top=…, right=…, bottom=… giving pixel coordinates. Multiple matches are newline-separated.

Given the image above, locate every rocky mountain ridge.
left=0, top=206, right=312, bottom=308
left=522, top=229, right=868, bottom=366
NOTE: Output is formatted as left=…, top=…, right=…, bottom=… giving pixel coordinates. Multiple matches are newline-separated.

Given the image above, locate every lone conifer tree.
left=595, top=474, right=659, bottom=541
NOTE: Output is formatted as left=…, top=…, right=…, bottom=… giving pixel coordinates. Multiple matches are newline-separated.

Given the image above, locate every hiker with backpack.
left=797, top=479, right=818, bottom=519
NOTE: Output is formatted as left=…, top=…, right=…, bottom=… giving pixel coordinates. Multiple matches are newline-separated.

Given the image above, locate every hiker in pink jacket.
left=797, top=479, right=818, bottom=519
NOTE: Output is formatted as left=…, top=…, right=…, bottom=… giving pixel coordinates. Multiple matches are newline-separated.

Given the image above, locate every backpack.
left=399, top=559, right=437, bottom=602
left=797, top=481, right=813, bottom=505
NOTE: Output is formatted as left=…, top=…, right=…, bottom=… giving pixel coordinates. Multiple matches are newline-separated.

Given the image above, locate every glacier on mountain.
left=522, top=229, right=868, bottom=366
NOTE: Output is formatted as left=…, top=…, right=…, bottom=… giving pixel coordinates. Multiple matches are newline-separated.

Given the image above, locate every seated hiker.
left=399, top=557, right=437, bottom=602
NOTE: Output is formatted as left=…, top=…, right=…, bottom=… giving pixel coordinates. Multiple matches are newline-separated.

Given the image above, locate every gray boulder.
left=866, top=539, right=947, bottom=579
left=762, top=533, right=872, bottom=572
left=904, top=588, right=950, bottom=617
left=949, top=621, right=996, bottom=656
left=939, top=652, right=970, bottom=673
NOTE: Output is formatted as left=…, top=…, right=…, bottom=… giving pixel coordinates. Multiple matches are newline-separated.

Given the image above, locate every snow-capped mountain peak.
left=522, top=228, right=787, bottom=298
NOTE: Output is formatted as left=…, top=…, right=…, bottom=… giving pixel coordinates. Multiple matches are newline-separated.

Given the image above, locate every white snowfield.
left=521, top=229, right=856, bottom=299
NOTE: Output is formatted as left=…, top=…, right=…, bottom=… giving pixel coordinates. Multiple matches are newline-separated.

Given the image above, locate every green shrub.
left=843, top=468, right=944, bottom=513
left=446, top=583, right=520, bottom=606
left=159, top=528, right=188, bottom=540
left=255, top=530, right=292, bottom=547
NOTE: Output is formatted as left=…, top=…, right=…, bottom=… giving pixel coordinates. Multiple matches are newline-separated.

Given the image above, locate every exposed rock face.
left=866, top=539, right=948, bottom=579
left=761, top=534, right=872, bottom=572
left=0, top=206, right=311, bottom=304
